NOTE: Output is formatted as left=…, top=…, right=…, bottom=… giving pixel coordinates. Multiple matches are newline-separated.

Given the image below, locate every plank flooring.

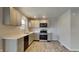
left=26, top=41, right=70, bottom=52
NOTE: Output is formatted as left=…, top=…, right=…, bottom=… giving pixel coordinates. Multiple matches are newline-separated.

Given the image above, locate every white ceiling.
left=16, top=7, right=70, bottom=19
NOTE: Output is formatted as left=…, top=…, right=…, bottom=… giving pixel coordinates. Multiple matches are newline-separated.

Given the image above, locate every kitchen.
left=0, top=7, right=79, bottom=52
left=0, top=7, right=53, bottom=52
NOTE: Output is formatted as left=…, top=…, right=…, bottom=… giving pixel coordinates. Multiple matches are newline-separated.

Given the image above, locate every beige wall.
left=57, top=8, right=79, bottom=51
left=49, top=18, right=58, bottom=40
left=57, top=10, right=71, bottom=50
left=71, top=8, right=79, bottom=51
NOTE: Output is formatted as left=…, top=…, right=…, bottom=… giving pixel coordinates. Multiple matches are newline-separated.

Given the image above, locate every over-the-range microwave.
left=40, top=23, right=47, bottom=27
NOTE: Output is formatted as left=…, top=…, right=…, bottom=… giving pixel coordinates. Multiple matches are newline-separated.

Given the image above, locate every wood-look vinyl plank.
left=26, top=41, right=69, bottom=52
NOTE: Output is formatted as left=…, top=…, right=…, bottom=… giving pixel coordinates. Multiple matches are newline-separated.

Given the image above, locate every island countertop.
left=0, top=25, right=34, bottom=40
left=0, top=32, right=33, bottom=40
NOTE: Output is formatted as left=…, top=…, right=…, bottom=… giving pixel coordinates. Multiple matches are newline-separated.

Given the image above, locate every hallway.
left=26, top=41, right=69, bottom=52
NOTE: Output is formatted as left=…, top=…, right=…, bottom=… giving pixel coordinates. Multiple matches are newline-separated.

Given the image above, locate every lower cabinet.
left=17, top=38, right=24, bottom=52
left=4, top=36, right=29, bottom=52
left=24, top=35, right=29, bottom=51
left=2, top=33, right=36, bottom=52
left=29, top=33, right=35, bottom=45
left=24, top=33, right=35, bottom=51
left=34, top=33, right=39, bottom=40
left=0, top=39, right=3, bottom=52
left=4, top=38, right=24, bottom=52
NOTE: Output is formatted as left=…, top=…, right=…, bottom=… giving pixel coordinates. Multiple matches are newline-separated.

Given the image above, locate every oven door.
left=39, top=33, right=48, bottom=40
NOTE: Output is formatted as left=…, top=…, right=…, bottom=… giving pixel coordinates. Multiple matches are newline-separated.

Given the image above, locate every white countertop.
left=0, top=25, right=54, bottom=40
left=0, top=25, right=34, bottom=40
left=0, top=32, right=33, bottom=40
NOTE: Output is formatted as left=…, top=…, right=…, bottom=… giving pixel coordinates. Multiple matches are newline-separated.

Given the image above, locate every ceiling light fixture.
left=33, top=16, right=37, bottom=18
left=42, top=16, right=46, bottom=18
left=42, top=16, right=48, bottom=19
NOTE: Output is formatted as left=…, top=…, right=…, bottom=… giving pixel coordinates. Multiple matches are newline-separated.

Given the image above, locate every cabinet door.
left=24, top=36, right=29, bottom=51
left=30, top=20, right=39, bottom=28
left=16, top=10, right=22, bottom=26
left=17, top=38, right=24, bottom=52
left=10, top=8, right=17, bottom=25
left=29, top=34, right=33, bottom=45
left=34, top=33, right=39, bottom=40
left=3, top=7, right=10, bottom=25
left=3, top=7, right=22, bottom=26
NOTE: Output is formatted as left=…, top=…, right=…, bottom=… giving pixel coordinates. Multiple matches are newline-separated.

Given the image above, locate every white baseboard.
left=70, top=48, right=79, bottom=52
left=58, top=40, right=71, bottom=51
left=58, top=41, right=79, bottom=51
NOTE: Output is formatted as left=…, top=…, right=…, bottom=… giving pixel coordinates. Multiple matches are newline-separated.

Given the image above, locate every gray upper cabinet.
left=3, top=7, right=22, bottom=26
left=16, top=9, right=22, bottom=26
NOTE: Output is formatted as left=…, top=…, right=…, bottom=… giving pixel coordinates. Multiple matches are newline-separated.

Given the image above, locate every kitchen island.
left=0, top=25, right=34, bottom=52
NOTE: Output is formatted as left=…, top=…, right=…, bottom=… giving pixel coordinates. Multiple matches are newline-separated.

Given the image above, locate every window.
left=20, top=16, right=28, bottom=30
left=21, top=19, right=26, bottom=25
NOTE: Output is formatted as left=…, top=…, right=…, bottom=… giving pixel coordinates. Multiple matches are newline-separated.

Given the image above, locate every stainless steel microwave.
left=40, top=23, right=47, bottom=27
